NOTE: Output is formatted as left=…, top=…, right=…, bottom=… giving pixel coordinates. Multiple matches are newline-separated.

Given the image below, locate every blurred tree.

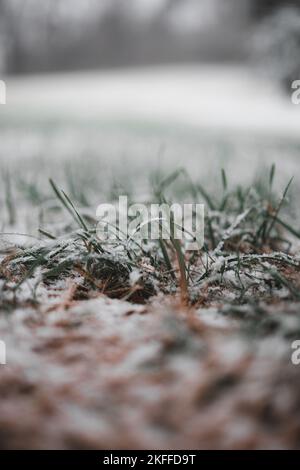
left=253, top=2, right=300, bottom=91
left=251, top=0, right=300, bottom=19
left=1, top=1, right=26, bottom=74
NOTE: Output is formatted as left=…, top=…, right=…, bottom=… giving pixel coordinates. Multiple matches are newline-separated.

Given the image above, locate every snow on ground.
left=2, top=64, right=300, bottom=140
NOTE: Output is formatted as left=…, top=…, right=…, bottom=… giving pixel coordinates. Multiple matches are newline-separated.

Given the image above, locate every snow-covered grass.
left=1, top=164, right=299, bottom=310
left=3, top=65, right=300, bottom=139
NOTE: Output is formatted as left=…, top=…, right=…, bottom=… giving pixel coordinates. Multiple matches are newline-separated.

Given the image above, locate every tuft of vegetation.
left=0, top=165, right=299, bottom=316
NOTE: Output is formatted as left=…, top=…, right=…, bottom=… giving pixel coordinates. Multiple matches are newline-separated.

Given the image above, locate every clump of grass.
left=0, top=166, right=299, bottom=310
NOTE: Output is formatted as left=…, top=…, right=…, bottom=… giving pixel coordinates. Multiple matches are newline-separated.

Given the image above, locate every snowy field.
left=1, top=64, right=300, bottom=240
left=3, top=64, right=300, bottom=139
left=1, top=65, right=300, bottom=198
left=1, top=65, right=300, bottom=450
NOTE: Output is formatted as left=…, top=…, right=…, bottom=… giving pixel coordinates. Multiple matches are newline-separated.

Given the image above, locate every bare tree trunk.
left=1, top=0, right=27, bottom=74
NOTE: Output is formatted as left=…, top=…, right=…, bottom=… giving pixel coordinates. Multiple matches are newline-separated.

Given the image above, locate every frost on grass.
left=0, top=166, right=300, bottom=449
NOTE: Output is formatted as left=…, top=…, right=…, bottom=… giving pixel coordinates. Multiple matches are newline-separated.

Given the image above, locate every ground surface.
left=1, top=296, right=300, bottom=449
